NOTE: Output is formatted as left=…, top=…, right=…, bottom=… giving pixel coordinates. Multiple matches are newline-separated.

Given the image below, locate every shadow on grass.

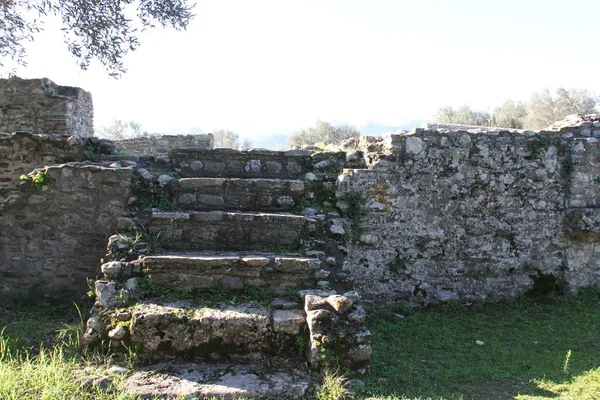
left=361, top=289, right=600, bottom=400
left=0, top=296, right=86, bottom=354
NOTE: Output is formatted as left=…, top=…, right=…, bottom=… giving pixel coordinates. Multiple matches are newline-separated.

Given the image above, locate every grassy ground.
left=1, top=289, right=599, bottom=399
left=361, top=287, right=600, bottom=400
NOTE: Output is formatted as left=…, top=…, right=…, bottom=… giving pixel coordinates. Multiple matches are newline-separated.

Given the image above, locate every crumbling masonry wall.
left=1, top=77, right=600, bottom=305
left=114, top=134, right=214, bottom=154
left=338, top=125, right=600, bottom=305
left=0, top=77, right=93, bottom=137
left=0, top=163, right=132, bottom=299
left=0, top=132, right=90, bottom=201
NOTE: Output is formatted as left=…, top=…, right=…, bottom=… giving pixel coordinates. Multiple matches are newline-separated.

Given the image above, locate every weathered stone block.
left=273, top=309, right=305, bottom=335
left=325, top=295, right=353, bottom=313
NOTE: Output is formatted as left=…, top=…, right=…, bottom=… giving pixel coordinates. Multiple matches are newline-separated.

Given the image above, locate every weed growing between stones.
left=337, top=191, right=366, bottom=242
left=136, top=274, right=171, bottom=298
left=315, top=369, right=349, bottom=400
left=561, top=153, right=574, bottom=175
left=84, top=142, right=98, bottom=162
left=149, top=232, right=164, bottom=253
left=388, top=250, right=406, bottom=274
left=317, top=162, right=343, bottom=181
left=295, top=335, right=308, bottom=353
left=526, top=135, right=552, bottom=159
left=117, top=232, right=143, bottom=247
left=20, top=168, right=50, bottom=189
left=130, top=173, right=175, bottom=212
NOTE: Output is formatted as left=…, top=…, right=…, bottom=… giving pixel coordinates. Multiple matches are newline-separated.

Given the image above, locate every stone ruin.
left=1, top=77, right=600, bottom=397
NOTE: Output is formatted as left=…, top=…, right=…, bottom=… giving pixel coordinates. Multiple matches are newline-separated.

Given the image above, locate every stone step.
left=128, top=300, right=306, bottom=360
left=126, top=360, right=311, bottom=399
left=150, top=210, right=313, bottom=251
left=171, top=148, right=312, bottom=179
left=142, top=252, right=321, bottom=295
left=173, top=177, right=305, bottom=211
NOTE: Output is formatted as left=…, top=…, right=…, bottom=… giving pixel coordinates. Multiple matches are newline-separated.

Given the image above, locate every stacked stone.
left=82, top=234, right=145, bottom=347
left=114, top=133, right=214, bottom=154
left=303, top=292, right=371, bottom=372
left=547, top=113, right=600, bottom=132
left=79, top=147, right=374, bottom=374
left=0, top=77, right=93, bottom=136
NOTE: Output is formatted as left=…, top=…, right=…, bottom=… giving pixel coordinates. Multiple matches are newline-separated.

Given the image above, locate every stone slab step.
left=171, top=148, right=312, bottom=179
left=142, top=252, right=321, bottom=295
left=126, top=360, right=312, bottom=399
left=129, top=300, right=306, bottom=359
left=150, top=210, right=312, bottom=251
left=173, top=177, right=305, bottom=211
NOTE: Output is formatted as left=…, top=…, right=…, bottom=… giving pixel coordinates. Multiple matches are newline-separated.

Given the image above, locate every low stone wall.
left=114, top=134, right=214, bottom=154
left=0, top=132, right=90, bottom=201
left=0, top=163, right=133, bottom=300
left=0, top=77, right=93, bottom=137
left=423, top=123, right=518, bottom=132
left=338, top=123, right=600, bottom=305
left=170, top=148, right=343, bottom=179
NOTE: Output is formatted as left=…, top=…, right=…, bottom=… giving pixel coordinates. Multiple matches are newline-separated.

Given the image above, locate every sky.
left=5, top=0, right=600, bottom=145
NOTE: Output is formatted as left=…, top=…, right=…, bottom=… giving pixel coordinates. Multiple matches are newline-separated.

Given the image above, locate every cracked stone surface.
left=126, top=361, right=311, bottom=399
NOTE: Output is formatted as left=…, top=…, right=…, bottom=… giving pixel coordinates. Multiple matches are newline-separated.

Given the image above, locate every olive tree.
left=288, top=120, right=360, bottom=147
left=0, top=0, right=195, bottom=77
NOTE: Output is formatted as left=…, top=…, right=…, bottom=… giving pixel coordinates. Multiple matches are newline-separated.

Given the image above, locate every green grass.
left=136, top=276, right=273, bottom=306
left=0, top=301, right=132, bottom=399
left=360, top=288, right=600, bottom=399
left=2, top=290, right=600, bottom=399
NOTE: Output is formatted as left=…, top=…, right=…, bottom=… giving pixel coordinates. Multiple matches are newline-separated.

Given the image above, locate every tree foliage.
left=434, top=88, right=598, bottom=130
left=96, top=119, right=145, bottom=139
left=493, top=100, right=528, bottom=129
left=288, top=120, right=360, bottom=147
left=0, top=0, right=195, bottom=77
left=525, top=88, right=598, bottom=129
left=435, top=105, right=491, bottom=126
left=212, top=129, right=253, bottom=150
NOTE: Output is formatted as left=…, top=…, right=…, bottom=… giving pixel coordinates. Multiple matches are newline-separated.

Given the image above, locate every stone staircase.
left=84, top=148, right=371, bottom=399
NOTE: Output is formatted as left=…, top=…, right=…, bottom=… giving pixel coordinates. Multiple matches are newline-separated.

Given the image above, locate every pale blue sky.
left=5, top=0, right=600, bottom=142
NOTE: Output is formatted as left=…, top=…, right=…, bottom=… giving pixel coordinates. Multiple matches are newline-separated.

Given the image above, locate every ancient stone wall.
left=0, top=77, right=93, bottom=137
left=0, top=162, right=132, bottom=300
left=424, top=122, right=519, bottom=132
left=338, top=121, right=600, bottom=305
left=114, top=134, right=214, bottom=154
left=0, top=132, right=90, bottom=201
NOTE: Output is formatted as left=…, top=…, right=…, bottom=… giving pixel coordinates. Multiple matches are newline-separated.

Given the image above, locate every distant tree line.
left=287, top=120, right=360, bottom=148
left=96, top=121, right=253, bottom=150
left=435, top=88, right=599, bottom=130
left=211, top=129, right=253, bottom=150
left=96, top=120, right=146, bottom=140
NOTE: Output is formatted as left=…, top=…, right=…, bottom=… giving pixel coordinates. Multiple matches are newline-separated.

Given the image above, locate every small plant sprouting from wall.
left=318, top=162, right=343, bottom=181
left=300, top=179, right=335, bottom=211
left=526, top=136, right=552, bottom=159
left=561, top=153, right=574, bottom=176
left=130, top=173, right=175, bottom=211
left=84, top=143, right=98, bottom=162
left=338, top=191, right=366, bottom=242
left=389, top=250, right=406, bottom=274
left=20, top=168, right=50, bottom=189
